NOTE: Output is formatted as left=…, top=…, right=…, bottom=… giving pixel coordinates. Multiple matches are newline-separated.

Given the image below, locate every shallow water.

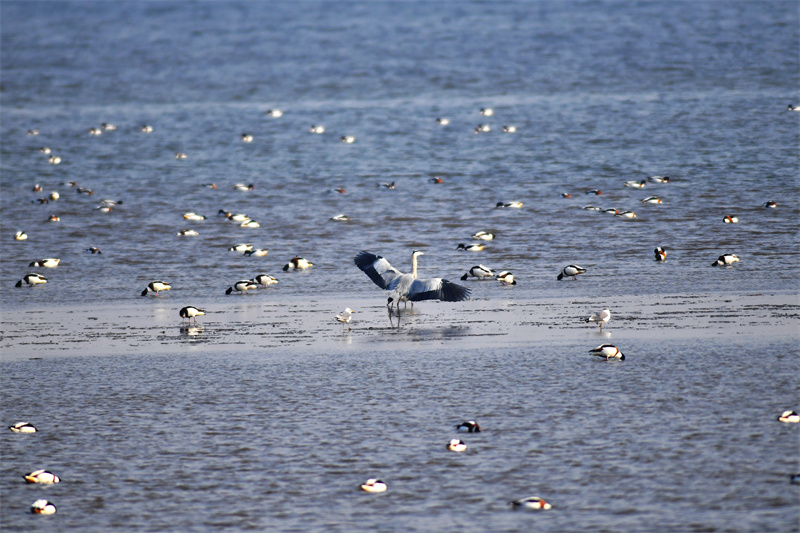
left=1, top=1, right=799, bottom=531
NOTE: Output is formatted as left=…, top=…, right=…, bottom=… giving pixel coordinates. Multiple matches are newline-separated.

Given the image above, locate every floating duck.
left=33, top=198, right=49, bottom=204
left=480, top=108, right=494, bottom=116
left=586, top=307, right=611, bottom=332
left=29, top=258, right=60, bottom=268
left=496, top=201, right=523, bottom=208
left=253, top=274, right=278, bottom=286
left=201, top=183, right=218, bottom=189
left=266, top=109, right=283, bottom=117
left=447, top=439, right=467, bottom=452
left=175, top=152, right=187, bottom=160
left=461, top=265, right=494, bottom=280
left=557, top=265, right=587, bottom=280
left=590, top=344, right=625, bottom=360
left=333, top=187, right=346, bottom=194
left=510, top=496, right=551, bottom=511
left=24, top=470, right=60, bottom=484
left=77, top=187, right=93, bottom=195
left=585, top=189, right=602, bottom=195
left=640, top=196, right=662, bottom=204
left=228, top=243, right=254, bottom=253
left=31, top=499, right=56, bottom=515
left=179, top=306, right=205, bottom=323
left=502, top=125, right=517, bottom=133
left=32, top=183, right=42, bottom=192
left=436, top=117, right=450, bottom=125
left=457, top=243, right=484, bottom=252
left=27, top=129, right=39, bottom=136
left=283, top=257, right=313, bottom=271
left=340, top=135, right=356, bottom=143
left=226, top=280, right=259, bottom=295
left=582, top=205, right=601, bottom=211
left=232, top=183, right=255, bottom=191
left=14, top=231, right=28, bottom=241
left=456, top=420, right=481, bottom=433
left=712, top=253, right=739, bottom=266
left=89, top=127, right=102, bottom=136
left=9, top=422, right=37, bottom=433
left=309, top=125, right=325, bottom=134
left=243, top=248, right=269, bottom=257
left=648, top=176, right=671, bottom=183
left=624, top=180, right=647, bottom=188
left=331, top=214, right=350, bottom=221
left=40, top=147, right=52, bottom=154
left=183, top=212, right=207, bottom=221
left=240, top=219, right=260, bottom=228
left=778, top=410, right=800, bottom=423
left=99, top=199, right=122, bottom=207
left=474, top=124, right=491, bottom=133
left=334, top=308, right=354, bottom=331
left=616, top=211, right=636, bottom=218
left=561, top=193, right=572, bottom=198
left=95, top=205, right=113, bottom=213
left=723, top=215, right=739, bottom=223
left=15, top=273, right=47, bottom=287
left=141, top=281, right=171, bottom=296
left=788, top=105, right=800, bottom=111
left=141, top=125, right=154, bottom=133
left=497, top=271, right=516, bottom=285
left=360, top=479, right=387, bottom=493
left=48, top=156, right=61, bottom=165
left=764, top=201, right=777, bottom=208
left=379, top=181, right=396, bottom=189
left=101, top=123, right=116, bottom=131
left=430, top=176, right=444, bottom=184
left=49, top=192, right=60, bottom=201
left=241, top=133, right=254, bottom=143
left=654, top=247, right=667, bottom=261
left=85, top=247, right=102, bottom=254
left=177, top=229, right=199, bottom=236
left=603, top=208, right=619, bottom=215
left=220, top=211, right=251, bottom=222
left=472, top=231, right=494, bottom=241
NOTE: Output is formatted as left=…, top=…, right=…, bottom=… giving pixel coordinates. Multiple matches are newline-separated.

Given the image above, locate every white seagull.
left=354, top=250, right=470, bottom=315
left=334, top=308, right=355, bottom=331
left=586, top=307, right=611, bottom=331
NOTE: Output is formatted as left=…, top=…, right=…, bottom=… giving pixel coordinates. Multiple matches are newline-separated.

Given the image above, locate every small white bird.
left=360, top=479, right=387, bottom=493
left=712, top=254, right=739, bottom=266
left=15, top=273, right=47, bottom=287
left=179, top=306, right=205, bottom=323
left=457, top=243, right=484, bottom=252
left=778, top=410, right=800, bottom=423
left=226, top=280, right=259, bottom=294
left=228, top=243, right=254, bottom=253
left=496, top=271, right=516, bottom=285
left=723, top=215, right=738, bottom=223
left=309, top=125, right=325, bottom=134
left=183, top=212, right=207, bottom=221
left=624, top=180, right=647, bottom=188
left=243, top=248, right=269, bottom=257
left=557, top=265, right=587, bottom=281
left=241, top=133, right=254, bottom=143
left=334, top=308, right=355, bottom=331
left=496, top=201, right=523, bottom=208
left=654, top=247, right=667, bottom=261
left=590, top=344, right=625, bottom=360
left=447, top=439, right=467, bottom=452
left=436, top=117, right=450, bottom=125
left=253, top=274, right=278, bottom=286
left=232, top=183, right=255, bottom=191
left=31, top=499, right=56, bottom=515
left=266, top=109, right=283, bottom=117
left=461, top=265, right=494, bottom=280
left=510, top=496, right=551, bottom=511
left=340, top=135, right=356, bottom=143
left=177, top=229, right=199, bottom=236
left=24, top=470, right=60, bottom=484
left=456, top=420, right=481, bottom=433
left=480, top=107, right=494, bottom=116
left=29, top=258, right=60, bottom=268
left=283, top=257, right=313, bottom=271
left=14, top=231, right=28, bottom=241
left=331, top=214, right=350, bottom=221
left=471, top=231, right=495, bottom=241
left=141, top=281, right=171, bottom=296
left=9, top=422, right=37, bottom=433
left=502, top=125, right=517, bottom=133
left=586, top=307, right=611, bottom=331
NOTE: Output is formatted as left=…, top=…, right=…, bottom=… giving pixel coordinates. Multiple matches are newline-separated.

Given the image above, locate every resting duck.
left=447, top=439, right=467, bottom=452
left=590, top=344, right=625, bottom=360
left=777, top=410, right=799, bottom=423
left=471, top=231, right=494, bottom=241
left=723, top=215, right=739, bottom=223
left=436, top=117, right=450, bottom=125
left=456, top=420, right=481, bottom=433
left=31, top=499, right=56, bottom=515
left=243, top=248, right=269, bottom=257
left=360, top=479, right=387, bottom=493
left=266, top=109, right=283, bottom=117
left=183, top=212, right=207, bottom=221
left=24, top=470, right=60, bottom=484
left=510, top=496, right=551, bottom=510
left=241, top=133, right=254, bottom=143
left=457, top=243, right=484, bottom=252
left=461, top=265, right=494, bottom=280
left=496, top=201, right=523, bottom=208
left=9, top=422, right=37, bottom=433
left=283, top=257, right=313, bottom=271
left=29, top=258, right=60, bottom=268
left=624, top=180, right=647, bottom=188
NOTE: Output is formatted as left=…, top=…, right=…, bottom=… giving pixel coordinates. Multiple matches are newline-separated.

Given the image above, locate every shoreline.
left=1, top=291, right=798, bottom=361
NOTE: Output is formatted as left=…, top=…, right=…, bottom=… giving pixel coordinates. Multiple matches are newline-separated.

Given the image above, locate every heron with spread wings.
left=354, top=250, right=470, bottom=315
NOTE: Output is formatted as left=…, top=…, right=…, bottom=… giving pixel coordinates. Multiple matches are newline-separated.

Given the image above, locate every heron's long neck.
left=412, top=254, right=418, bottom=279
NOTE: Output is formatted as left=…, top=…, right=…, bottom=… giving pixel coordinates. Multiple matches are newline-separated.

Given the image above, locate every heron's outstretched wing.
left=407, top=278, right=471, bottom=302
left=354, top=251, right=404, bottom=290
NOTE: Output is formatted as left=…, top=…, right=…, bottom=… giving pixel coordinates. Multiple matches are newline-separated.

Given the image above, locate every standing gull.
left=586, top=307, right=611, bottom=331
left=334, top=308, right=355, bottom=331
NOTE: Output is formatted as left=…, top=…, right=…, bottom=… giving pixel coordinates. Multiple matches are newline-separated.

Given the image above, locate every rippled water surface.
left=1, top=1, right=799, bottom=531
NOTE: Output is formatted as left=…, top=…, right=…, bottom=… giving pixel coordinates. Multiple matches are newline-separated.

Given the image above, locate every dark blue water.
left=1, top=1, right=799, bottom=531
